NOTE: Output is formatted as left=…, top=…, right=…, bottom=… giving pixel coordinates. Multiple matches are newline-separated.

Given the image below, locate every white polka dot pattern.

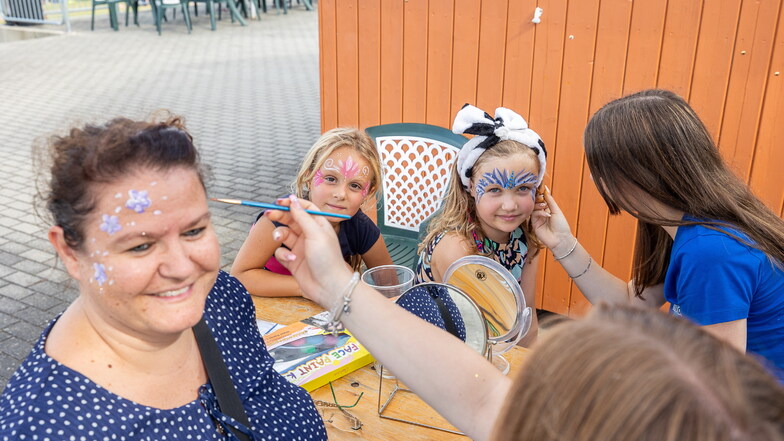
left=0, top=271, right=327, bottom=441
left=396, top=285, right=467, bottom=341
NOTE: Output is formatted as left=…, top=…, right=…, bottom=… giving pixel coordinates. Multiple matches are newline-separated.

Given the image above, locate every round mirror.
left=395, top=283, right=487, bottom=355
left=443, top=255, right=532, bottom=355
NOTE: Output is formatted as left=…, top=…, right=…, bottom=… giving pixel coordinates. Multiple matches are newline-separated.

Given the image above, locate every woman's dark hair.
left=583, top=89, right=784, bottom=296
left=36, top=115, right=207, bottom=250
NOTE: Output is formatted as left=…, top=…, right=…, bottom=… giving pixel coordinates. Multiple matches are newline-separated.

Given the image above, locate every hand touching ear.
left=530, top=186, right=576, bottom=253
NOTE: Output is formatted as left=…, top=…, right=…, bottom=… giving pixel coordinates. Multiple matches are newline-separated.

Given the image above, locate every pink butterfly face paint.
left=312, top=169, right=325, bottom=188
left=308, top=147, right=374, bottom=222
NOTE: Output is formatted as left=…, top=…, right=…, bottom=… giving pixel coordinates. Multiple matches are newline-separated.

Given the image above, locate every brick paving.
left=0, top=5, right=320, bottom=390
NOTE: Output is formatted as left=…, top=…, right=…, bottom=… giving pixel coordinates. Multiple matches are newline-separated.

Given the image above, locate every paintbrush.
left=211, top=198, right=351, bottom=219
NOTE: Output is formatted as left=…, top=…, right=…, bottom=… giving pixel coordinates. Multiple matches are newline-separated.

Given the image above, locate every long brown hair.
left=493, top=303, right=784, bottom=441
left=584, top=89, right=784, bottom=296
left=419, top=140, right=543, bottom=258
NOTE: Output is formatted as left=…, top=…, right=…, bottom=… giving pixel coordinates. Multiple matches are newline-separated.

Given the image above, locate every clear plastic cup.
left=361, top=265, right=415, bottom=299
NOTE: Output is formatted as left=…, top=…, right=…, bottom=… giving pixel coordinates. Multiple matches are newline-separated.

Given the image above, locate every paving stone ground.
left=0, top=4, right=320, bottom=390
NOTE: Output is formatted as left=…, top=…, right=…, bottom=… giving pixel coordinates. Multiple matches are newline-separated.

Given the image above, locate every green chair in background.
left=91, top=0, right=138, bottom=31
left=187, top=0, right=216, bottom=30
left=213, top=0, right=248, bottom=26
left=365, top=123, right=466, bottom=270
left=153, top=0, right=192, bottom=35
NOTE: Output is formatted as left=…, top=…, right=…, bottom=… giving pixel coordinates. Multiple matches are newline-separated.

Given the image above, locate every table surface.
left=252, top=295, right=529, bottom=440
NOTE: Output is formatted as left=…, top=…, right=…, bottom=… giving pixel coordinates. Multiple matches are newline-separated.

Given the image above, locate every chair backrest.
left=365, top=123, right=467, bottom=240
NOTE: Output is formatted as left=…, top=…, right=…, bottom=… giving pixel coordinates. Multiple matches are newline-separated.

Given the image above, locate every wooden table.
left=253, top=296, right=529, bottom=440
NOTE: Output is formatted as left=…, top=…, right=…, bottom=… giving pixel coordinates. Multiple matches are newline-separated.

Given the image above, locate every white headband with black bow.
left=453, top=104, right=547, bottom=190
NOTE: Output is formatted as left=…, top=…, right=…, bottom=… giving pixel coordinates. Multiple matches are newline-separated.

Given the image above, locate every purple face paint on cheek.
left=100, top=215, right=122, bottom=235
left=126, top=190, right=151, bottom=213
left=93, top=263, right=108, bottom=286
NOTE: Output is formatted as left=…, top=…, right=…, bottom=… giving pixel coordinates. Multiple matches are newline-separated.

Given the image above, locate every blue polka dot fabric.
left=0, top=271, right=327, bottom=440
left=396, top=284, right=467, bottom=341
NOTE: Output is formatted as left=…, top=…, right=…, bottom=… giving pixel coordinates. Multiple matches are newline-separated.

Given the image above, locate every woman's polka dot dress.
left=0, top=271, right=327, bottom=440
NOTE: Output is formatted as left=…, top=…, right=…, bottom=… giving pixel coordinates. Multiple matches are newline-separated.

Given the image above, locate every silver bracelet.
left=324, top=272, right=360, bottom=337
left=553, top=238, right=578, bottom=261
left=569, top=256, right=592, bottom=279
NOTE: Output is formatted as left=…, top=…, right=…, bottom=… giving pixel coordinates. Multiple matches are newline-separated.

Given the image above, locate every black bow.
left=461, top=111, right=506, bottom=151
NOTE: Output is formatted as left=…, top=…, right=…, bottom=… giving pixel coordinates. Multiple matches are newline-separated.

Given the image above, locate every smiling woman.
left=0, top=116, right=328, bottom=440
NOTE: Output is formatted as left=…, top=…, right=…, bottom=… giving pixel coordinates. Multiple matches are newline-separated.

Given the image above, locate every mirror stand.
left=376, top=366, right=465, bottom=436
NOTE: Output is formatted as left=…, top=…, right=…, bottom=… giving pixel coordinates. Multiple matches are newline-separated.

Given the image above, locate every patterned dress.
left=416, top=227, right=529, bottom=283
left=0, top=271, right=328, bottom=441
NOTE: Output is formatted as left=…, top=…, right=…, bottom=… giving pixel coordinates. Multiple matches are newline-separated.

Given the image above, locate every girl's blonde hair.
left=294, top=127, right=382, bottom=200
left=419, top=140, right=543, bottom=258
left=293, top=127, right=382, bottom=271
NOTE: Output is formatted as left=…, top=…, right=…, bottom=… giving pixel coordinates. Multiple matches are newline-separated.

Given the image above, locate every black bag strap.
left=427, top=285, right=460, bottom=338
left=193, top=318, right=252, bottom=441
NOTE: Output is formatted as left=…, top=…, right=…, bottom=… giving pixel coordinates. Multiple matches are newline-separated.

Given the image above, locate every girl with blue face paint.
left=415, top=105, right=549, bottom=346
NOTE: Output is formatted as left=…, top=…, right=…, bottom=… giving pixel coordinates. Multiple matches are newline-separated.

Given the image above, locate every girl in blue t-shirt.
left=534, top=89, right=784, bottom=382
left=231, top=127, right=392, bottom=297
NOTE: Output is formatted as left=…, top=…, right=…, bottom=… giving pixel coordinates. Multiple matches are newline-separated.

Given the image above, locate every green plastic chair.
left=152, top=0, right=192, bottom=35
left=91, top=0, right=138, bottom=31
left=365, top=123, right=467, bottom=271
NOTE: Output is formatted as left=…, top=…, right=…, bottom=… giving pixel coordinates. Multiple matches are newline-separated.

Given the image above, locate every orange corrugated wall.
left=319, top=0, right=784, bottom=317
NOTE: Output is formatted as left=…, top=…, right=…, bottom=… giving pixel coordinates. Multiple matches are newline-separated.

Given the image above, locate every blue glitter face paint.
left=93, top=262, right=108, bottom=286
left=475, top=169, right=537, bottom=202
left=99, top=214, right=122, bottom=235
left=126, top=189, right=151, bottom=213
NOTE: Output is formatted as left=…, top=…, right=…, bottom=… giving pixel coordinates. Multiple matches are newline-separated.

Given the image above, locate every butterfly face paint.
left=470, top=153, right=539, bottom=243
left=308, top=146, right=374, bottom=222
left=475, top=169, right=537, bottom=203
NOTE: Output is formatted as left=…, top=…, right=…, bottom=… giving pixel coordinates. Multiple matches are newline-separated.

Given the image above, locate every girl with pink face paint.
left=231, top=128, right=393, bottom=297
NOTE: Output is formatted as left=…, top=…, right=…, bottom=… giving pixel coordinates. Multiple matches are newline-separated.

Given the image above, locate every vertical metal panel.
left=718, top=0, right=782, bottom=180
left=358, top=0, right=382, bottom=128
left=425, top=0, right=455, bottom=128
left=379, top=0, right=404, bottom=124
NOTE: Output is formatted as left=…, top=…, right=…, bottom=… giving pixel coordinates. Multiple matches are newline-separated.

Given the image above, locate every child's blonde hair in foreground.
left=420, top=139, right=543, bottom=257
left=493, top=303, right=784, bottom=441
left=294, top=127, right=382, bottom=200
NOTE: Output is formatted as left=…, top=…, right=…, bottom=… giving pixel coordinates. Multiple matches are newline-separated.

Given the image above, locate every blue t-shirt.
left=665, top=219, right=784, bottom=382
left=0, top=271, right=328, bottom=440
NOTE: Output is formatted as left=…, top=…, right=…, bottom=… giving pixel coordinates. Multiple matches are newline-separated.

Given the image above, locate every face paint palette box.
left=262, top=311, right=374, bottom=392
